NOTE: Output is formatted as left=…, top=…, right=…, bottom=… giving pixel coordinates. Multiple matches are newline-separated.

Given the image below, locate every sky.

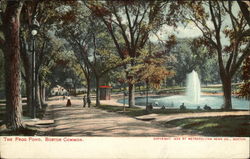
left=150, top=23, right=203, bottom=42
left=150, top=2, right=245, bottom=46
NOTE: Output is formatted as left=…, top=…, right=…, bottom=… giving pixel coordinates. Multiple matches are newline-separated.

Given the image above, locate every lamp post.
left=124, top=64, right=131, bottom=111
left=31, top=17, right=39, bottom=119
left=146, top=80, right=149, bottom=107
left=123, top=84, right=125, bottom=111
left=118, top=78, right=126, bottom=112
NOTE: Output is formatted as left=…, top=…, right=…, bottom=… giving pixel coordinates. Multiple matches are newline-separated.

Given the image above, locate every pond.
left=117, top=95, right=250, bottom=110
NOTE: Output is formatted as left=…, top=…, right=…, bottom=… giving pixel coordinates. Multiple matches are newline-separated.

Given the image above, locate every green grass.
left=161, top=116, right=250, bottom=137
left=96, top=105, right=144, bottom=116
left=96, top=105, right=234, bottom=117
left=97, top=105, right=250, bottom=136
left=201, top=87, right=222, bottom=93
left=112, top=86, right=186, bottom=94
left=112, top=85, right=225, bottom=94
left=112, top=85, right=226, bottom=94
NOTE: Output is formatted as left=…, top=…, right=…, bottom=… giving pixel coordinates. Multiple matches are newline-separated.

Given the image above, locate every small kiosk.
left=99, top=85, right=112, bottom=100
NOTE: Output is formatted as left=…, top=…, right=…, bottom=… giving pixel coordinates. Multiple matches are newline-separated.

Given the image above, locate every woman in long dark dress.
left=66, top=97, right=71, bottom=107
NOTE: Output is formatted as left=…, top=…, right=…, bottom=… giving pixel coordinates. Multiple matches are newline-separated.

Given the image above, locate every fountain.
left=117, top=71, right=250, bottom=110
left=186, top=70, right=201, bottom=104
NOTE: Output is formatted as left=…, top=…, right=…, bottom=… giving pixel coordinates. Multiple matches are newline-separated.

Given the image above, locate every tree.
left=237, top=1, right=250, bottom=99
left=183, top=1, right=250, bottom=109
left=19, top=0, right=53, bottom=115
left=19, top=0, right=75, bottom=114
left=167, top=38, right=220, bottom=86
left=0, top=6, right=4, bottom=97
left=86, top=0, right=176, bottom=107
left=0, top=0, right=76, bottom=128
left=133, top=47, right=173, bottom=89
left=46, top=50, right=85, bottom=97
left=0, top=49, right=4, bottom=98
left=57, top=4, right=126, bottom=106
left=0, top=1, right=24, bottom=130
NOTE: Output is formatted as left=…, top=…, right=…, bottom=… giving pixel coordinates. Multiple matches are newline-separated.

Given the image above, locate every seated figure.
left=161, top=105, right=166, bottom=110
left=180, top=103, right=186, bottom=110
left=203, top=104, right=212, bottom=110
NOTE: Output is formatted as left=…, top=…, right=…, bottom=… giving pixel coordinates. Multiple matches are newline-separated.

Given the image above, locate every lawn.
left=160, top=115, right=250, bottom=137
left=112, top=84, right=241, bottom=95
left=96, top=104, right=240, bottom=117
left=97, top=105, right=250, bottom=137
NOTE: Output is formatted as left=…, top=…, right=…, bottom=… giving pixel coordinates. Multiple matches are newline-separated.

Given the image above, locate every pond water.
left=117, top=95, right=250, bottom=110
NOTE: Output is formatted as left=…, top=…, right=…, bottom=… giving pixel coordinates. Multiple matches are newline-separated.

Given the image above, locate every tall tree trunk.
left=95, top=76, right=100, bottom=107
left=128, top=83, right=135, bottom=107
left=39, top=81, right=43, bottom=104
left=146, top=82, right=149, bottom=107
left=39, top=79, right=46, bottom=107
left=80, top=65, right=91, bottom=107
left=45, top=87, right=49, bottom=100
left=217, top=40, right=233, bottom=110
left=86, top=76, right=91, bottom=107
left=25, top=73, right=32, bottom=116
left=3, top=1, right=24, bottom=130
left=20, top=35, right=32, bottom=117
left=35, top=74, right=42, bottom=109
left=74, top=83, right=77, bottom=96
left=221, top=77, right=232, bottom=110
left=42, top=85, right=46, bottom=103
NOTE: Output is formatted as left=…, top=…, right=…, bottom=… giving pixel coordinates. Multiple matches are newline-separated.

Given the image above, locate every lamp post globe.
left=31, top=29, right=38, bottom=36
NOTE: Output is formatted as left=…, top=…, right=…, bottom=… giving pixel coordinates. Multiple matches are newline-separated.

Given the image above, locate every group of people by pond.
left=147, top=102, right=212, bottom=111
left=179, top=103, right=211, bottom=110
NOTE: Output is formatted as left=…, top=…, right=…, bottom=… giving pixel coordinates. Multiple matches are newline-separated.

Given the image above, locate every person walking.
left=83, top=95, right=86, bottom=107
left=87, top=97, right=91, bottom=108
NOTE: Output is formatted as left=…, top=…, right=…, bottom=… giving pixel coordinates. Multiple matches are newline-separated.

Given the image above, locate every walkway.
left=36, top=98, right=250, bottom=137
left=36, top=98, right=200, bottom=136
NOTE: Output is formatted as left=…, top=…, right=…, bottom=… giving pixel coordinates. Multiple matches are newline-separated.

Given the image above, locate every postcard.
left=0, top=0, right=249, bottom=158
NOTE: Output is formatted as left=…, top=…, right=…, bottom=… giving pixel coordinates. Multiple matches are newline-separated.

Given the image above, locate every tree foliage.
left=167, top=38, right=220, bottom=86
left=237, top=56, right=250, bottom=99
left=86, top=0, right=178, bottom=107
left=181, top=1, right=250, bottom=109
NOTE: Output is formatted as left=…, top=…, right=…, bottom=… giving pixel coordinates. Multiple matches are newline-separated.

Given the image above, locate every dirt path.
left=36, top=98, right=249, bottom=137
left=36, top=99, right=201, bottom=137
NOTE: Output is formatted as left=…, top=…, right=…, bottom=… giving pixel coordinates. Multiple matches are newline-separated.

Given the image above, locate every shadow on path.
left=36, top=99, right=199, bottom=137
